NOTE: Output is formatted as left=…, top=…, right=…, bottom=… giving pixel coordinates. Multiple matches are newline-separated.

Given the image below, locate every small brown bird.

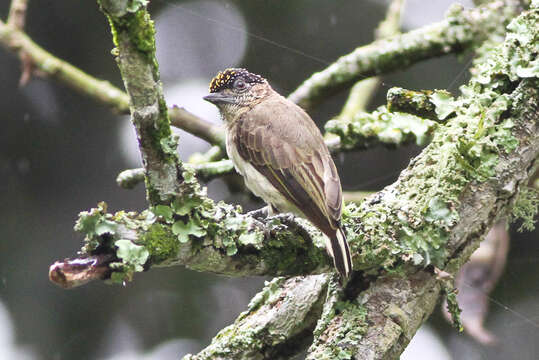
left=203, top=68, right=352, bottom=279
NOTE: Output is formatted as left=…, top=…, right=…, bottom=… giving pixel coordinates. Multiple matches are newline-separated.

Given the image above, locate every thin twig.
left=288, top=2, right=505, bottom=110
left=0, top=18, right=219, bottom=143
left=327, top=0, right=404, bottom=149
left=98, top=3, right=183, bottom=205
left=116, top=159, right=235, bottom=188
left=170, top=106, right=225, bottom=148
left=0, top=18, right=129, bottom=112
left=7, top=0, right=28, bottom=30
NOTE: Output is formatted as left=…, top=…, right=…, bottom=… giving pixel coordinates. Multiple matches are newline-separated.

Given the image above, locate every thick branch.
left=288, top=1, right=510, bottom=110
left=98, top=1, right=183, bottom=205
left=184, top=275, right=330, bottom=360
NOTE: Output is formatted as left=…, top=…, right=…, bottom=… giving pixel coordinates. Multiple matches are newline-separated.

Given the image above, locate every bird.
left=203, top=68, right=352, bottom=279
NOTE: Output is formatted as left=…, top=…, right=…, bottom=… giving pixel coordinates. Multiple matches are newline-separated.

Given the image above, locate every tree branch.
left=386, top=87, right=454, bottom=122
left=0, top=17, right=129, bottom=112
left=169, top=106, right=225, bottom=148
left=7, top=0, right=28, bottom=30
left=334, top=0, right=404, bottom=119
left=288, top=1, right=511, bottom=110
left=98, top=0, right=185, bottom=205
left=116, top=159, right=235, bottom=189
left=0, top=12, right=220, bottom=146
left=184, top=275, right=330, bottom=360
left=442, top=220, right=509, bottom=345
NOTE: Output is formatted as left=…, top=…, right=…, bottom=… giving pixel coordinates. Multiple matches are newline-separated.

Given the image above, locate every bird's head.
left=203, top=68, right=271, bottom=121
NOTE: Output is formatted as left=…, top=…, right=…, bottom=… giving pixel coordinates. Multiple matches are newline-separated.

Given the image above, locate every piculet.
left=203, top=68, right=352, bottom=279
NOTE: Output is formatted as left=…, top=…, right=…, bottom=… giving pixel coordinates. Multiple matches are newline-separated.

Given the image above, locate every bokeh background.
left=0, top=0, right=538, bottom=359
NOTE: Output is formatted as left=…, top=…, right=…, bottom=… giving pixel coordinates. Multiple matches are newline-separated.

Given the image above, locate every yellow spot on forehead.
left=208, top=68, right=265, bottom=92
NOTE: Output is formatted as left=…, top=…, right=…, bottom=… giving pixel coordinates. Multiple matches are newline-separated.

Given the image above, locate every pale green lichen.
left=309, top=300, right=368, bottom=360
left=115, top=239, right=149, bottom=272
left=326, top=106, right=436, bottom=150
left=75, top=202, right=117, bottom=253
left=430, top=90, right=457, bottom=120
left=506, top=11, right=539, bottom=79
left=241, top=277, right=286, bottom=318
left=172, top=219, right=207, bottom=243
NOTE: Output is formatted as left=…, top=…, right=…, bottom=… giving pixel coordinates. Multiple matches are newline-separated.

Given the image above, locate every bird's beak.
left=203, top=93, right=235, bottom=105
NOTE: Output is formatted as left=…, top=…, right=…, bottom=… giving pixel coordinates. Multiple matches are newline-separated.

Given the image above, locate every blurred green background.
left=0, top=1, right=537, bottom=359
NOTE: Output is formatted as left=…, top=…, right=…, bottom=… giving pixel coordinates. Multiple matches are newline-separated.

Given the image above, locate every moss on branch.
left=99, top=0, right=183, bottom=205
left=288, top=2, right=515, bottom=110
left=184, top=275, right=329, bottom=360
left=326, top=104, right=438, bottom=150
left=387, top=87, right=456, bottom=122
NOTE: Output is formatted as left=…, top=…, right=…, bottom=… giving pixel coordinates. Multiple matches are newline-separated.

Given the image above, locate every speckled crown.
left=209, top=68, right=265, bottom=93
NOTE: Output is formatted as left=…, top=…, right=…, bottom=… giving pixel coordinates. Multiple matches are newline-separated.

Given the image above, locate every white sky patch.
left=0, top=301, right=36, bottom=360
left=155, top=0, right=248, bottom=82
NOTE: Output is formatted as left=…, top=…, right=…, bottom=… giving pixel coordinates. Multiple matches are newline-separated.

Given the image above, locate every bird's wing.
left=233, top=95, right=342, bottom=234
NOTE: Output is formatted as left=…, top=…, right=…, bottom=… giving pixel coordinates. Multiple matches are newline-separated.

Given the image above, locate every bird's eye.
left=234, top=79, right=247, bottom=90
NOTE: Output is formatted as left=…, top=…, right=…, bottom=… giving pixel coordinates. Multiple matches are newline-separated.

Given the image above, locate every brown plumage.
left=204, top=68, right=352, bottom=279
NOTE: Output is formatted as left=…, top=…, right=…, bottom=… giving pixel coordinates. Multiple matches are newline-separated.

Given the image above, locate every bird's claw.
left=247, top=206, right=270, bottom=220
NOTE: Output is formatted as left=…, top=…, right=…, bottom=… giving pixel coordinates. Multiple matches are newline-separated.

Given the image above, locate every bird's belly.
left=226, top=137, right=301, bottom=215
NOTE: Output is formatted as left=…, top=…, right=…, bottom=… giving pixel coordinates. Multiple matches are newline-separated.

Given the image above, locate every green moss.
left=510, top=186, right=539, bottom=232
left=126, top=10, right=155, bottom=53
left=142, top=223, right=179, bottom=263
left=386, top=87, right=454, bottom=121
left=445, top=288, right=463, bottom=332
left=104, top=5, right=156, bottom=58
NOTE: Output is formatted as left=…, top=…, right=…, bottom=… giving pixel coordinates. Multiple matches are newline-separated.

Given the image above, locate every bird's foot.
left=277, top=213, right=298, bottom=226
left=247, top=206, right=270, bottom=220
left=246, top=206, right=272, bottom=239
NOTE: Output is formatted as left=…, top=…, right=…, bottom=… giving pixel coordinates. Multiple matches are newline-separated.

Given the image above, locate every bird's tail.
left=325, top=227, right=352, bottom=279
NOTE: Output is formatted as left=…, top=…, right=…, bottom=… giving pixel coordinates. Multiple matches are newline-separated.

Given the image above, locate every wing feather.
left=233, top=95, right=342, bottom=235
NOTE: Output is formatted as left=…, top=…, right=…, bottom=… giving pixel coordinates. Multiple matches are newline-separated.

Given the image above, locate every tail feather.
left=326, top=227, right=352, bottom=279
